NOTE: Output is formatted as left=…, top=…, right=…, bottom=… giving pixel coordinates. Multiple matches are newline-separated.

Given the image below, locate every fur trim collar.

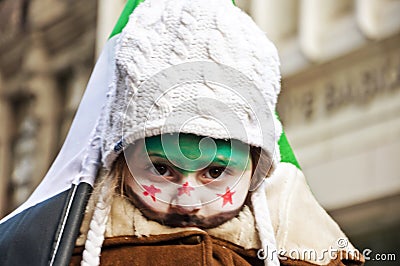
left=77, top=195, right=261, bottom=250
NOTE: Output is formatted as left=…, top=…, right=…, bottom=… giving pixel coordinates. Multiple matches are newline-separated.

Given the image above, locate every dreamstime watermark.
left=257, top=238, right=397, bottom=262
left=362, top=249, right=397, bottom=262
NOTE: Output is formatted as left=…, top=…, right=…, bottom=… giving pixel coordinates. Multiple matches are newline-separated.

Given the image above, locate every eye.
left=151, top=163, right=171, bottom=176
left=204, top=166, right=226, bottom=179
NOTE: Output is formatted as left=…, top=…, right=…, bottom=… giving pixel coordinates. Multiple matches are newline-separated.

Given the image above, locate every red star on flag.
left=143, top=184, right=161, bottom=202
left=217, top=187, right=236, bottom=207
left=177, top=181, right=195, bottom=196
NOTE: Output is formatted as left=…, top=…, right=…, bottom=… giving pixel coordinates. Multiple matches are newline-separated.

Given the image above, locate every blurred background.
left=0, top=0, right=399, bottom=264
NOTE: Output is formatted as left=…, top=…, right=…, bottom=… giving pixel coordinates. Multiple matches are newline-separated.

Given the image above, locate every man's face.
left=123, top=133, right=252, bottom=229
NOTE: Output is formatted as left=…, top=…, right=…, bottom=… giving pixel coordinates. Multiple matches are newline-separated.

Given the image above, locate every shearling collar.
left=77, top=195, right=261, bottom=250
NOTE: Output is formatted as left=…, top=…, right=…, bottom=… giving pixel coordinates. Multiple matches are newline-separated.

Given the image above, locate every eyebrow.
left=147, top=152, right=168, bottom=159
left=213, top=156, right=235, bottom=166
left=147, top=152, right=244, bottom=169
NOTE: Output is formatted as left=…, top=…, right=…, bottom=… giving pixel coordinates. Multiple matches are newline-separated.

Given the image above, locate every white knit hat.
left=92, top=1, right=282, bottom=265
left=101, top=0, right=282, bottom=171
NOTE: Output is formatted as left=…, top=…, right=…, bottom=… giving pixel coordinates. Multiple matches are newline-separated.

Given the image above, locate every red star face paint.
left=217, top=187, right=236, bottom=207
left=123, top=133, right=253, bottom=229
left=178, top=182, right=194, bottom=196
left=142, top=184, right=161, bottom=202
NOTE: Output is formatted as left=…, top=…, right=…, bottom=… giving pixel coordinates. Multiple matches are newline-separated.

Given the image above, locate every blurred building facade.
left=0, top=0, right=97, bottom=215
left=1, top=0, right=399, bottom=264
left=243, top=1, right=400, bottom=263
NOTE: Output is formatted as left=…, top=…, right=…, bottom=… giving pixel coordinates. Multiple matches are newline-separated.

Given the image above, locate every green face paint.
left=145, top=133, right=250, bottom=175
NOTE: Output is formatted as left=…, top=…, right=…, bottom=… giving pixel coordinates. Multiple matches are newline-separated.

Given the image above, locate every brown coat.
left=70, top=230, right=262, bottom=266
left=70, top=230, right=363, bottom=266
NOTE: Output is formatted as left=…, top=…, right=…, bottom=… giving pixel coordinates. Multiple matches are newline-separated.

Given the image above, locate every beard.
left=123, top=185, right=242, bottom=229
left=157, top=208, right=241, bottom=228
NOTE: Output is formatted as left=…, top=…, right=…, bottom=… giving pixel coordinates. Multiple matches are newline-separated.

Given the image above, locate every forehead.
left=143, top=133, right=250, bottom=170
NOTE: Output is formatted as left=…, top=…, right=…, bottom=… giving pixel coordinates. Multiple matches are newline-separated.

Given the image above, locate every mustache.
left=163, top=213, right=205, bottom=227
left=162, top=208, right=241, bottom=229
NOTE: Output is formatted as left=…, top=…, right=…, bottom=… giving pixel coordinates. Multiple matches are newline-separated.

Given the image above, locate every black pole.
left=49, top=182, right=93, bottom=266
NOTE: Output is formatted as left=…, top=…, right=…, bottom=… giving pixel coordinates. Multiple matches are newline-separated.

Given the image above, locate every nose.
left=169, top=180, right=201, bottom=215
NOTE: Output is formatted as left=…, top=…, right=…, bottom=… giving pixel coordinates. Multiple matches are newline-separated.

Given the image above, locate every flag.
left=0, top=1, right=144, bottom=265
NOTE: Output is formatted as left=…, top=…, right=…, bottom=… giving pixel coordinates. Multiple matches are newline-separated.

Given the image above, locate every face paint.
left=145, top=133, right=251, bottom=176
left=142, top=184, right=161, bottom=202
left=177, top=181, right=194, bottom=196
left=217, top=187, right=236, bottom=207
left=124, top=133, right=253, bottom=229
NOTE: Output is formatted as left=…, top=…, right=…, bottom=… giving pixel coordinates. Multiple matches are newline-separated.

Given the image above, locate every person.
left=69, top=0, right=364, bottom=265
left=0, top=0, right=365, bottom=265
